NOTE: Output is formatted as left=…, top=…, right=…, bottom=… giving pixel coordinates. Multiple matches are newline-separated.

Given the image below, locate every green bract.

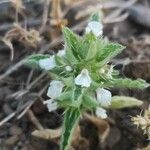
left=25, top=12, right=149, bottom=150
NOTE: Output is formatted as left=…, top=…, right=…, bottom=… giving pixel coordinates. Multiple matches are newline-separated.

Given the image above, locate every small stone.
left=9, top=126, right=22, bottom=136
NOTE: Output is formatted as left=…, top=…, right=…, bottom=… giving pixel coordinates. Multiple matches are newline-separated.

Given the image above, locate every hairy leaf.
left=61, top=77, right=74, bottom=88
left=109, top=96, right=143, bottom=109
left=97, top=42, right=125, bottom=66
left=57, top=87, right=83, bottom=108
left=83, top=95, right=98, bottom=109
left=61, top=108, right=80, bottom=150
left=62, top=27, right=81, bottom=63
left=25, top=54, right=49, bottom=69
left=57, top=91, right=79, bottom=107
left=55, top=55, right=66, bottom=66
left=81, top=33, right=97, bottom=60
left=106, top=78, right=149, bottom=89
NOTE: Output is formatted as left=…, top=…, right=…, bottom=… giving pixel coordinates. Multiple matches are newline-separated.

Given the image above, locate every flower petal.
left=74, top=69, right=92, bottom=87
left=85, top=21, right=103, bottom=37
left=43, top=99, right=58, bottom=112
left=96, top=88, right=112, bottom=107
left=47, top=80, right=64, bottom=99
left=39, top=56, right=56, bottom=70
left=57, top=49, right=66, bottom=57
left=96, top=107, right=107, bottom=119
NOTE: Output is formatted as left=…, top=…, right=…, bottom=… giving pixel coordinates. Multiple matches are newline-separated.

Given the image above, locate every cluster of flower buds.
left=38, top=16, right=113, bottom=119
left=26, top=11, right=149, bottom=150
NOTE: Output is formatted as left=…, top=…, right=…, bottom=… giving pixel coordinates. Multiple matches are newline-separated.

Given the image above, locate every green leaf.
left=109, top=96, right=143, bottom=109
left=60, top=108, right=80, bottom=150
left=57, top=87, right=84, bottom=108
left=89, top=11, right=102, bottom=22
left=55, top=55, right=66, bottom=66
left=82, top=95, right=98, bottom=109
left=61, top=77, right=74, bottom=88
left=85, top=40, right=98, bottom=60
left=57, top=91, right=80, bottom=108
left=57, top=91, right=79, bottom=108
left=106, top=78, right=149, bottom=89
left=96, top=42, right=125, bottom=66
left=62, top=27, right=81, bottom=63
left=25, top=54, right=49, bottom=69
left=80, top=33, right=96, bottom=60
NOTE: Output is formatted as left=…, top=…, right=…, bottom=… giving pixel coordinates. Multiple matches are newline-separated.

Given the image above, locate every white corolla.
left=85, top=21, right=103, bottom=37
left=44, top=80, right=64, bottom=112
left=96, top=107, right=107, bottom=119
left=96, top=88, right=112, bottom=107
left=57, top=49, right=66, bottom=57
left=39, top=55, right=56, bottom=70
left=74, top=69, right=92, bottom=87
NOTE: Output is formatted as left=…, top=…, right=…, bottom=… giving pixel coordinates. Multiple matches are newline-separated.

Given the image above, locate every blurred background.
left=0, top=0, right=150, bottom=149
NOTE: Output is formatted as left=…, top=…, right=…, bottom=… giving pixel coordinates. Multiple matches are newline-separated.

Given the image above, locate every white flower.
left=39, top=56, right=56, bottom=70
left=74, top=69, right=92, bottom=87
left=96, top=88, right=112, bottom=107
left=96, top=107, right=107, bottom=119
left=85, top=21, right=103, bottom=37
left=44, top=80, right=64, bottom=112
left=65, top=66, right=72, bottom=72
left=43, top=99, right=58, bottom=112
left=47, top=80, right=64, bottom=99
left=57, top=49, right=66, bottom=57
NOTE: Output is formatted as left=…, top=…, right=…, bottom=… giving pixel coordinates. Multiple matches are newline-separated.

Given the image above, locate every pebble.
left=9, top=126, right=22, bottom=136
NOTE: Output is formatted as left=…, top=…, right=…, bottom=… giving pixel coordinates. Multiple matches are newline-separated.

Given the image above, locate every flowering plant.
left=25, top=12, right=149, bottom=150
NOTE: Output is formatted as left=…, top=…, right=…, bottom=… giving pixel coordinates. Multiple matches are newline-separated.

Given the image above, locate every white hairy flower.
left=74, top=69, right=92, bottom=87
left=96, top=107, right=107, bottom=119
left=39, top=56, right=56, bottom=70
left=96, top=88, right=112, bottom=107
left=47, top=80, right=64, bottom=99
left=85, top=21, right=103, bottom=37
left=43, top=99, right=58, bottom=112
left=57, top=49, right=66, bottom=57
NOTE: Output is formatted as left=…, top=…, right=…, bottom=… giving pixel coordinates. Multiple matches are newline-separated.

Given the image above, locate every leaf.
left=96, top=42, right=125, bottom=66
left=61, top=108, right=80, bottom=150
left=85, top=40, right=98, bottom=60
left=57, top=91, right=79, bottom=107
left=82, top=95, right=98, bottom=109
left=62, top=27, right=81, bottom=63
left=55, top=55, right=66, bottom=66
left=81, top=33, right=97, bottom=60
left=25, top=54, right=49, bottom=69
left=106, top=78, right=149, bottom=89
left=57, top=88, right=83, bottom=108
left=109, top=96, right=143, bottom=109
left=61, top=77, right=74, bottom=88
left=89, top=11, right=102, bottom=22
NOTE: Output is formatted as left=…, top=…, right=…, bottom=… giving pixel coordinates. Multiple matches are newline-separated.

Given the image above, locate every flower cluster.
left=26, top=12, right=149, bottom=150
left=38, top=18, right=112, bottom=119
